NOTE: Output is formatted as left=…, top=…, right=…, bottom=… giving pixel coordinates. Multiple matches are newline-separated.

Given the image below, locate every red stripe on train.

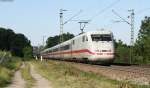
left=42, top=49, right=113, bottom=56
left=46, top=49, right=95, bottom=55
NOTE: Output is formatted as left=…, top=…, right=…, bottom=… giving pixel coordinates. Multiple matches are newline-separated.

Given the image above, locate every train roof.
left=70, top=30, right=112, bottom=40
left=85, top=29, right=112, bottom=34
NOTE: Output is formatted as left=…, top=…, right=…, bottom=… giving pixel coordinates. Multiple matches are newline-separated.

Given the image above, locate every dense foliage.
left=114, top=40, right=131, bottom=64
left=134, top=16, right=150, bottom=64
left=46, top=32, right=74, bottom=48
left=23, top=46, right=33, bottom=59
left=0, top=51, right=21, bottom=87
left=0, top=27, right=32, bottom=57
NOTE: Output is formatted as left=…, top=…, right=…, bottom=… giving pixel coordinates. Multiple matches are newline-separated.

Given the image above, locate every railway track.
left=66, top=61, right=150, bottom=85
left=109, top=65, right=150, bottom=77
left=106, top=65, right=150, bottom=85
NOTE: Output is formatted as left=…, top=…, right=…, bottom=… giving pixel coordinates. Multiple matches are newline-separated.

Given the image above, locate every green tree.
left=0, top=28, right=15, bottom=50
left=46, top=32, right=74, bottom=48
left=0, top=27, right=32, bottom=57
left=134, top=16, right=150, bottom=64
left=11, top=33, right=31, bottom=57
left=23, top=46, right=33, bottom=59
left=114, top=40, right=130, bottom=63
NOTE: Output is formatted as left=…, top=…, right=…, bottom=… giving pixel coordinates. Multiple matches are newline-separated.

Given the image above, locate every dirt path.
left=5, top=70, right=26, bottom=88
left=30, top=64, right=52, bottom=88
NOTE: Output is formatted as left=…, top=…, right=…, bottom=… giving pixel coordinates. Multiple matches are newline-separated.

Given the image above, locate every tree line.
left=134, top=16, right=150, bottom=64
left=46, top=32, right=74, bottom=48
left=0, top=27, right=32, bottom=58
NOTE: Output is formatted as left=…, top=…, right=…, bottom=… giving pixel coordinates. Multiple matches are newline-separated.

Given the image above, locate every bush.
left=0, top=51, right=22, bottom=87
left=0, top=66, right=12, bottom=87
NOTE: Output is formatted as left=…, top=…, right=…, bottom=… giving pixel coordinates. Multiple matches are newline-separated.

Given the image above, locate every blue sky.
left=0, top=0, right=150, bottom=46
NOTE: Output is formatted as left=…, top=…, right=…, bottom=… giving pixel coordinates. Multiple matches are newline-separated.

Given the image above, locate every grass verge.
left=0, top=66, right=12, bottom=87
left=21, top=62, right=35, bottom=88
left=0, top=57, right=21, bottom=87
left=32, top=60, right=150, bottom=88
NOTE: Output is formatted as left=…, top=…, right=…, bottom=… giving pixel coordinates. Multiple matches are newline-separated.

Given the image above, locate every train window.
left=56, top=48, right=59, bottom=51
left=60, top=46, right=63, bottom=50
left=60, top=45, right=70, bottom=50
left=64, top=45, right=70, bottom=50
left=82, top=36, right=85, bottom=42
left=86, top=36, right=88, bottom=41
left=53, top=49, right=56, bottom=52
left=73, top=40, right=75, bottom=45
left=91, top=34, right=112, bottom=41
left=53, top=48, right=59, bottom=52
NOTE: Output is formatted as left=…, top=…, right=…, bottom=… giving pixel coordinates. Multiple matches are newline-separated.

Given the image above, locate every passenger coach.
left=41, top=29, right=115, bottom=64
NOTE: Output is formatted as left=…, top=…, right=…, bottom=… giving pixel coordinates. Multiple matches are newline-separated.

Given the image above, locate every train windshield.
left=91, top=34, right=112, bottom=41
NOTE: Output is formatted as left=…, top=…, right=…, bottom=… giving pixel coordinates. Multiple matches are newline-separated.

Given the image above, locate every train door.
left=71, top=40, right=75, bottom=59
left=70, top=41, right=73, bottom=59
left=59, top=46, right=64, bottom=59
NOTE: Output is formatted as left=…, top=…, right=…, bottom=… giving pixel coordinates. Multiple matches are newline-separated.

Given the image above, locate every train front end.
left=88, top=31, right=115, bottom=64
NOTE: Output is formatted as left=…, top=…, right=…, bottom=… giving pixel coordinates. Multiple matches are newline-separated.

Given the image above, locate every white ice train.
left=41, top=30, right=115, bottom=64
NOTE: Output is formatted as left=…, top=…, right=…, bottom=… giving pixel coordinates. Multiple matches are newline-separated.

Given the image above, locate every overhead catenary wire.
left=74, top=0, right=121, bottom=33
left=63, top=10, right=83, bottom=25
left=112, top=10, right=131, bottom=25
left=64, top=0, right=121, bottom=33
left=112, top=9, right=135, bottom=64
left=59, top=9, right=83, bottom=43
left=89, top=0, right=121, bottom=22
